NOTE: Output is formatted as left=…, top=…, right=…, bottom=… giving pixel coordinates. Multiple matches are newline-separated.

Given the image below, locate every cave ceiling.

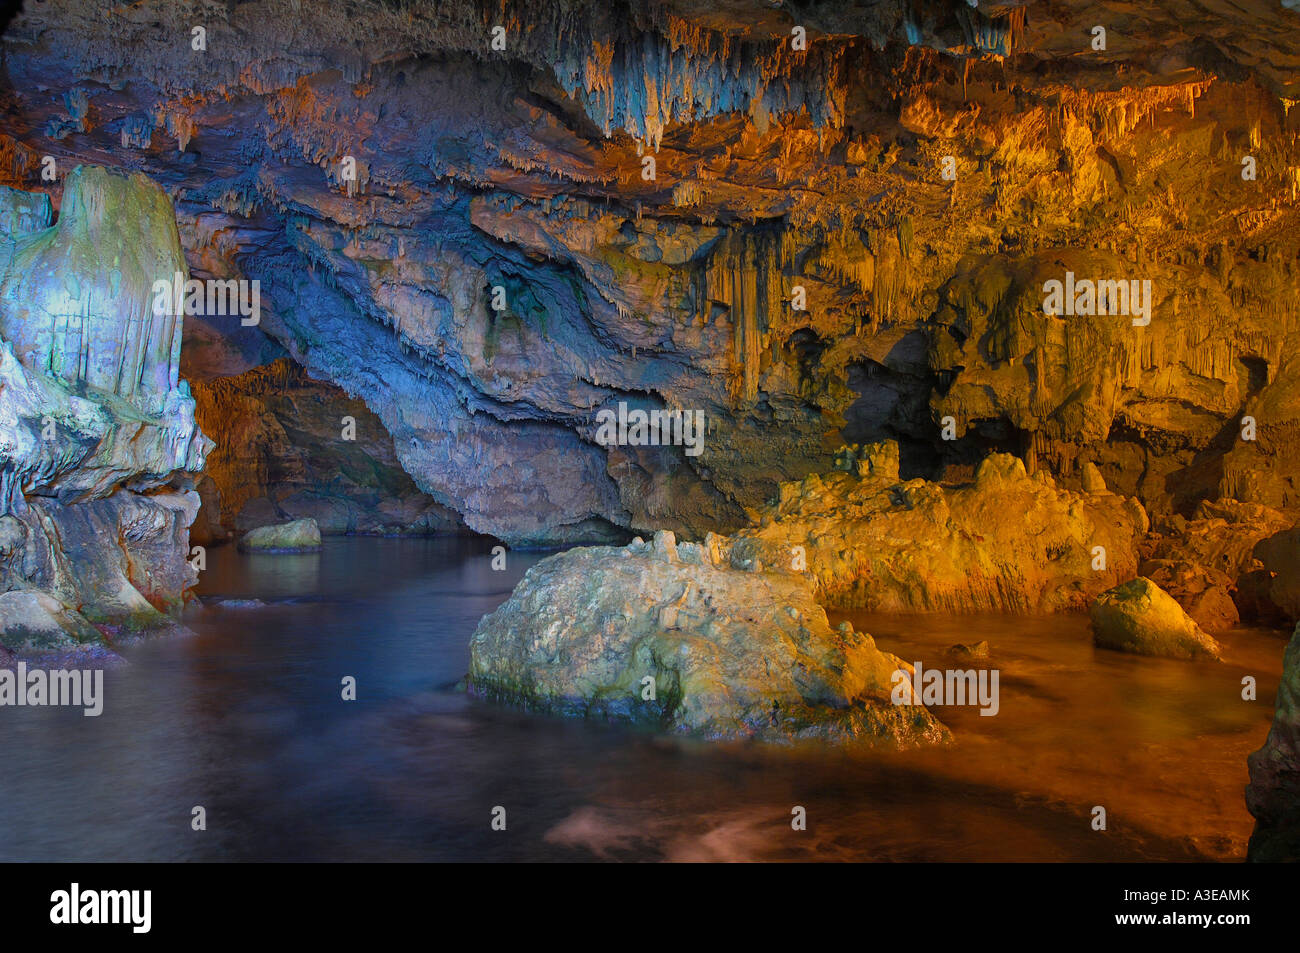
left=2, top=0, right=1299, bottom=543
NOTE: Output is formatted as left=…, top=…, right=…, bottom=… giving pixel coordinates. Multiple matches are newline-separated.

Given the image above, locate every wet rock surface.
left=237, top=517, right=323, bottom=553
left=1247, top=621, right=1300, bottom=862
left=1090, top=577, right=1223, bottom=661
left=469, top=531, right=950, bottom=746
left=0, top=589, right=101, bottom=652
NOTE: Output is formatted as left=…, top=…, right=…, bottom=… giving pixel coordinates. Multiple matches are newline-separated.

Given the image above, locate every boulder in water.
left=237, top=518, right=322, bottom=553
left=468, top=539, right=950, bottom=747
left=1090, top=577, right=1222, bottom=660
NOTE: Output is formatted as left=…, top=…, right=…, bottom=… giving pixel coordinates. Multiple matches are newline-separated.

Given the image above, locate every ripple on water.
left=0, top=538, right=1284, bottom=861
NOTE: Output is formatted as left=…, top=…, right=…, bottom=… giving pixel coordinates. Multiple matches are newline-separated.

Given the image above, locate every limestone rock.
left=5, top=3, right=1300, bottom=544
left=734, top=445, right=1146, bottom=613
left=0, top=185, right=52, bottom=239
left=1080, top=462, right=1107, bottom=495
left=1137, top=558, right=1240, bottom=633
left=189, top=359, right=464, bottom=538
left=1141, top=501, right=1297, bottom=627
left=468, top=542, right=950, bottom=747
left=0, top=590, right=102, bottom=652
left=1254, top=526, right=1300, bottom=624
left=1090, top=577, right=1222, bottom=660
left=0, top=172, right=211, bottom=631
left=1247, top=621, right=1300, bottom=862
left=0, top=166, right=188, bottom=412
left=238, top=518, right=323, bottom=553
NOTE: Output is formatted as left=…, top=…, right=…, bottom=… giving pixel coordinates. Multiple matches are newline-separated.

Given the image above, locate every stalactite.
left=0, top=167, right=188, bottom=413
left=120, top=113, right=154, bottom=149
left=695, top=227, right=786, bottom=405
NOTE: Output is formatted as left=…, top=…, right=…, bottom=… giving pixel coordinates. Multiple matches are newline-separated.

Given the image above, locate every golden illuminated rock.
left=1090, top=577, right=1222, bottom=661
left=734, top=443, right=1148, bottom=613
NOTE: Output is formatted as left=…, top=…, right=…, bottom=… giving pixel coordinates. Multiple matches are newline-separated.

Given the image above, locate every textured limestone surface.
left=2, top=0, right=1297, bottom=546
left=190, top=359, right=464, bottom=540
left=1139, top=499, right=1300, bottom=631
left=469, top=530, right=950, bottom=746
left=0, top=589, right=103, bottom=651
left=1247, top=621, right=1300, bottom=861
left=237, top=517, right=323, bottom=553
left=733, top=442, right=1149, bottom=613
left=1089, top=576, right=1223, bottom=660
left=0, top=168, right=210, bottom=648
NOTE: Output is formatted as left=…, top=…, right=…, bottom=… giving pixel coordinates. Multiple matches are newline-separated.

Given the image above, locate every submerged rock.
left=947, top=641, right=991, bottom=661
left=237, top=518, right=322, bottom=553
left=1089, top=578, right=1222, bottom=660
left=1247, top=621, right=1300, bottom=862
left=468, top=542, right=950, bottom=747
left=0, top=590, right=103, bottom=652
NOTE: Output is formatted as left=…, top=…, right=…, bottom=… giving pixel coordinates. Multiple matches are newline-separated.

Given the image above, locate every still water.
left=0, top=538, right=1284, bottom=861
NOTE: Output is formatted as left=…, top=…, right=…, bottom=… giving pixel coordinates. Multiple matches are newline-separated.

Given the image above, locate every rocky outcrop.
left=1247, top=621, right=1300, bottom=861
left=468, top=531, right=950, bottom=746
left=0, top=589, right=103, bottom=651
left=1140, top=500, right=1300, bottom=629
left=237, top=517, right=322, bottom=553
left=0, top=168, right=210, bottom=646
left=1252, top=525, right=1300, bottom=625
left=190, top=359, right=464, bottom=539
left=732, top=442, right=1148, bottom=613
left=2, top=1, right=1297, bottom=545
left=1090, top=577, right=1222, bottom=660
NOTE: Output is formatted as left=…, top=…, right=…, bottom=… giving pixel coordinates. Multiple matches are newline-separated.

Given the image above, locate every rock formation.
left=1, top=0, right=1296, bottom=549
left=1138, top=500, right=1299, bottom=631
left=237, top=517, right=323, bottom=553
left=469, top=530, right=950, bottom=746
left=733, top=442, right=1148, bottom=613
left=190, top=359, right=464, bottom=541
left=0, top=589, right=104, bottom=651
left=1089, top=577, right=1223, bottom=660
left=0, top=168, right=209, bottom=649
left=1247, top=621, right=1300, bottom=862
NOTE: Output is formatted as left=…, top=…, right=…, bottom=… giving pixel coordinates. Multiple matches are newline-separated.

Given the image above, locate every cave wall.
left=188, top=358, right=465, bottom=541
left=1, top=0, right=1298, bottom=547
left=0, top=167, right=210, bottom=644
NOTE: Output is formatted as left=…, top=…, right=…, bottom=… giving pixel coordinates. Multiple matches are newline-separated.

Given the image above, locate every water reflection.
left=0, top=538, right=1284, bottom=861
